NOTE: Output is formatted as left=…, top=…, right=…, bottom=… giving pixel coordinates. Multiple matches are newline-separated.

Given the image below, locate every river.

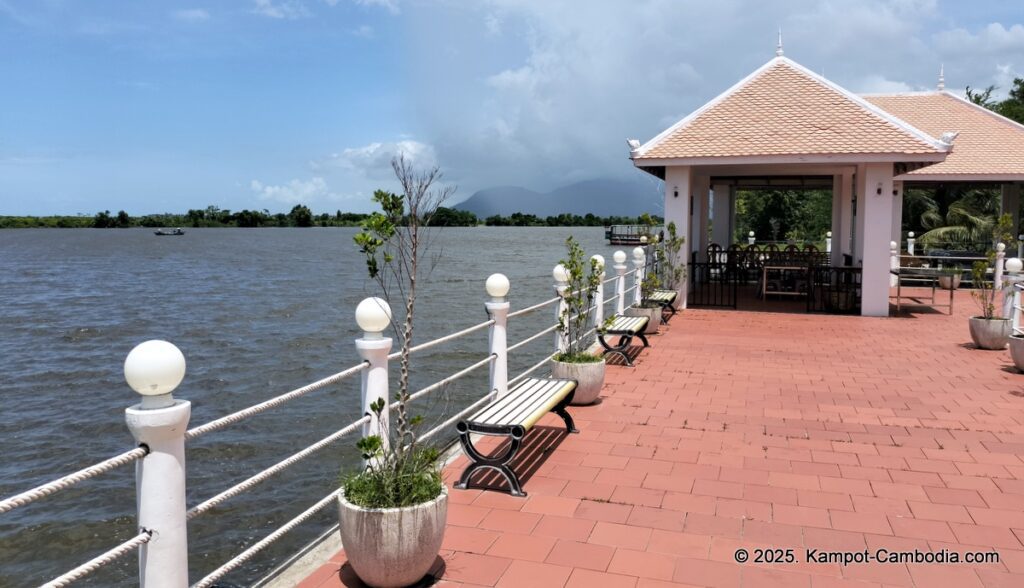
left=0, top=226, right=635, bottom=586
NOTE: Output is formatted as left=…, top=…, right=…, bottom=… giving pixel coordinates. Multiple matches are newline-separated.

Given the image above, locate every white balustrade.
left=613, top=250, right=627, bottom=315
left=485, top=273, right=510, bottom=398
left=825, top=231, right=832, bottom=255
left=592, top=255, right=605, bottom=328
left=355, top=297, right=392, bottom=464
left=907, top=232, right=915, bottom=256
left=553, top=263, right=570, bottom=353
left=632, top=246, right=645, bottom=306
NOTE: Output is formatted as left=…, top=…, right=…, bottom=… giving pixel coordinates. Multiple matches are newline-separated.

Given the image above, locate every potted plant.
left=625, top=265, right=663, bottom=334
left=968, top=214, right=1013, bottom=350
left=660, top=221, right=686, bottom=307
left=1010, top=332, right=1024, bottom=371
left=551, top=236, right=606, bottom=406
left=938, top=264, right=962, bottom=290
left=338, top=156, right=454, bottom=588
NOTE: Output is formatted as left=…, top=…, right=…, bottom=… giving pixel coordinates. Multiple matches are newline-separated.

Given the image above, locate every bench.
left=597, top=314, right=650, bottom=367
left=643, top=288, right=679, bottom=322
left=454, top=377, right=579, bottom=497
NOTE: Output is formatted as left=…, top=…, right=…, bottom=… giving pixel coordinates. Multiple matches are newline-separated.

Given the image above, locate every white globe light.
left=124, top=340, right=186, bottom=397
left=485, top=273, right=510, bottom=298
left=552, top=264, right=570, bottom=283
left=632, top=247, right=644, bottom=259
left=748, top=231, right=755, bottom=237
left=997, top=242, right=1007, bottom=252
left=890, top=241, right=898, bottom=250
left=1007, top=258, right=1024, bottom=274
left=591, top=254, right=605, bottom=270
left=826, top=231, right=832, bottom=238
left=613, top=250, right=626, bottom=264
left=355, top=297, right=392, bottom=335
left=640, top=235, right=648, bottom=244
left=908, top=232, right=915, bottom=238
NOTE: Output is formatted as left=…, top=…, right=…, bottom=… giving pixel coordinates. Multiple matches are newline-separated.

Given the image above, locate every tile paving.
left=301, top=292, right=1024, bottom=587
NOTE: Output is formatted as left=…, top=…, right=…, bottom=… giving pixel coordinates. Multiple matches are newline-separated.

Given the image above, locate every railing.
left=1013, top=283, right=1024, bottom=336
left=1, top=248, right=667, bottom=587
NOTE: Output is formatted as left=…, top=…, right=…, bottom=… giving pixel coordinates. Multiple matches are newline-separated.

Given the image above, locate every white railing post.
left=907, top=232, right=915, bottom=256
left=123, top=340, right=191, bottom=588
left=613, top=251, right=627, bottom=316
left=1018, top=235, right=1023, bottom=260
left=1013, top=284, right=1023, bottom=333
left=591, top=255, right=605, bottom=328
left=748, top=231, right=755, bottom=246
left=632, top=247, right=645, bottom=306
left=485, top=274, right=510, bottom=398
left=825, top=231, right=832, bottom=255
left=1001, top=257, right=1021, bottom=319
left=354, top=297, right=392, bottom=466
left=553, top=264, right=569, bottom=353
left=995, top=244, right=1006, bottom=302
left=890, top=241, right=899, bottom=288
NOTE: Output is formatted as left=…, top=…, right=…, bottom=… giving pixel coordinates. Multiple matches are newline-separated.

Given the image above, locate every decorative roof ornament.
left=776, top=27, right=784, bottom=57
left=937, top=64, right=945, bottom=91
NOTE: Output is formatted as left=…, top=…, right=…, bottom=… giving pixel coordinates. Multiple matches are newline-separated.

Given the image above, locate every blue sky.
left=1, top=0, right=1022, bottom=215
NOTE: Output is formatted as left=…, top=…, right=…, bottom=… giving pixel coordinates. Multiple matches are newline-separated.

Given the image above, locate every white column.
left=839, top=171, right=854, bottom=265
left=890, top=241, right=899, bottom=287
left=853, top=165, right=867, bottom=265
left=632, top=247, right=645, bottom=305
left=614, top=252, right=627, bottom=316
left=907, top=232, right=916, bottom=256
left=711, top=183, right=731, bottom=247
left=485, top=273, right=510, bottom=399
left=592, top=255, right=605, bottom=328
left=664, top=166, right=692, bottom=308
left=123, top=340, right=190, bottom=588
left=858, top=163, right=896, bottom=316
left=891, top=180, right=904, bottom=245
left=355, top=298, right=393, bottom=463
left=1002, top=184, right=1021, bottom=235
left=826, top=232, right=833, bottom=255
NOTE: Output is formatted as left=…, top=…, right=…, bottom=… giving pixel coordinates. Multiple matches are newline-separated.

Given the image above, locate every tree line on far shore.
left=0, top=204, right=662, bottom=229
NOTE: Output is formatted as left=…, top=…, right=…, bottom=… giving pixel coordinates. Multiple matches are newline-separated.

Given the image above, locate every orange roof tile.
left=634, top=57, right=945, bottom=161
left=863, top=92, right=1024, bottom=179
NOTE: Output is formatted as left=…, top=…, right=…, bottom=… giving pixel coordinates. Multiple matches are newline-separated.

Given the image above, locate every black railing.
left=807, top=267, right=862, bottom=314
left=689, top=262, right=738, bottom=308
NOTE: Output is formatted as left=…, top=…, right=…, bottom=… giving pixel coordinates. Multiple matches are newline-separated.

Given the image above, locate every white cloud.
left=251, top=0, right=309, bottom=20
left=353, top=0, right=400, bottom=15
left=855, top=75, right=917, bottom=94
left=312, top=140, right=437, bottom=179
left=351, top=24, right=374, bottom=38
left=172, top=8, right=210, bottom=22
left=250, top=177, right=334, bottom=203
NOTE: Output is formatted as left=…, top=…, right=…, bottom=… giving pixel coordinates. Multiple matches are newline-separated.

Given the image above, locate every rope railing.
left=508, top=353, right=555, bottom=387
left=191, top=489, right=343, bottom=588
left=416, top=390, right=498, bottom=445
left=400, top=354, right=496, bottom=406
left=187, top=415, right=370, bottom=520
left=186, top=362, right=369, bottom=440
left=0, top=446, right=148, bottom=515
left=388, top=319, right=494, bottom=360
left=508, top=296, right=560, bottom=319
left=507, top=323, right=559, bottom=353
left=41, top=530, right=152, bottom=588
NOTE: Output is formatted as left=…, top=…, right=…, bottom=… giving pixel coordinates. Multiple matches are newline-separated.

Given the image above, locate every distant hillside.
left=454, top=177, right=663, bottom=218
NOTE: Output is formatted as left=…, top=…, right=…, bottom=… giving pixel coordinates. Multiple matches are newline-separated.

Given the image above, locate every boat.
left=154, top=228, right=186, bottom=236
left=604, top=224, right=652, bottom=245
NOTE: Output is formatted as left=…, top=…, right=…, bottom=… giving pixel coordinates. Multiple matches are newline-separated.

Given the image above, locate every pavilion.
left=629, top=46, right=1024, bottom=316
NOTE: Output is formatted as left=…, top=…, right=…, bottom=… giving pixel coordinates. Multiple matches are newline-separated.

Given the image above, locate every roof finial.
left=776, top=27, right=784, bottom=57
left=937, top=63, right=945, bottom=91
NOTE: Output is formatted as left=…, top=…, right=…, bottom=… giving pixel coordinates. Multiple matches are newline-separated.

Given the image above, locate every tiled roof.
left=864, top=92, right=1024, bottom=178
left=635, top=57, right=945, bottom=161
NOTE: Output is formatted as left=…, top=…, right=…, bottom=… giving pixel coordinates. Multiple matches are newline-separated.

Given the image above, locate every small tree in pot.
left=968, top=214, right=1014, bottom=350
left=551, top=236, right=605, bottom=405
left=659, top=221, right=687, bottom=296
left=338, top=155, right=454, bottom=588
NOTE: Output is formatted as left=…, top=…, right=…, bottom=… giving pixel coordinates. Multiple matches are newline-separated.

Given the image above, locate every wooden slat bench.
left=643, top=288, right=679, bottom=322
left=454, top=377, right=578, bottom=497
left=597, top=315, right=650, bottom=367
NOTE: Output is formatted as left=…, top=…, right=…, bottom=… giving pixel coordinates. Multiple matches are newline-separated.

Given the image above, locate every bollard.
left=907, top=232, right=915, bottom=256
left=485, top=274, right=510, bottom=398
left=890, top=241, right=899, bottom=288
left=613, top=251, right=627, bottom=316
left=591, top=255, right=605, bottom=328
left=553, top=264, right=569, bottom=353
left=632, top=247, right=645, bottom=306
left=354, top=297, right=393, bottom=466
left=124, top=340, right=190, bottom=588
left=748, top=231, right=755, bottom=246
left=825, top=231, right=832, bottom=255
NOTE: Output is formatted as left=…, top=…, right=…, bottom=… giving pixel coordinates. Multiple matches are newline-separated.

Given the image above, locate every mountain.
left=454, top=177, right=663, bottom=218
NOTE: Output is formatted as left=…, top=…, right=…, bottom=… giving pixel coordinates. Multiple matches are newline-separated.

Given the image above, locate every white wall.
left=711, top=183, right=732, bottom=247
left=858, top=163, right=896, bottom=317
left=664, top=166, right=693, bottom=307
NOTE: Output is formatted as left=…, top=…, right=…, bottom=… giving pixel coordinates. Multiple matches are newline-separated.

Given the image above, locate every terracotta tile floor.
left=301, top=292, right=1024, bottom=587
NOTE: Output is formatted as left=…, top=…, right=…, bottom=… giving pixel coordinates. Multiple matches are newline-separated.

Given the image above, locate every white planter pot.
left=937, top=274, right=961, bottom=290
left=968, top=317, right=1011, bottom=350
left=1010, top=335, right=1024, bottom=371
left=624, top=306, right=661, bottom=334
left=338, top=485, right=447, bottom=588
left=551, top=358, right=606, bottom=405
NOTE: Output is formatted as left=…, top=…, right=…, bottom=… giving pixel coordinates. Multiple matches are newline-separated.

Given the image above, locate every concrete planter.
left=969, top=317, right=1011, bottom=350
left=552, top=358, right=606, bottom=405
left=337, top=485, right=447, bottom=588
left=938, top=274, right=961, bottom=290
left=1010, top=335, right=1024, bottom=371
left=624, top=305, right=661, bottom=335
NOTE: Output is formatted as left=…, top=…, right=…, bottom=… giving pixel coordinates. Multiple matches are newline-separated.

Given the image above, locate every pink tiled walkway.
left=303, top=293, right=1024, bottom=587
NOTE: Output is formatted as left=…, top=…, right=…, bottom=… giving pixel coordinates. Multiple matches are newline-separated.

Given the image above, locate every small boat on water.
left=154, top=228, right=186, bottom=236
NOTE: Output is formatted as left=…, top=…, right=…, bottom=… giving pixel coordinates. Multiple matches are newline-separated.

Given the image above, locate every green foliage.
left=483, top=212, right=663, bottom=227
left=2, top=205, right=371, bottom=229
left=288, top=204, right=314, bottom=227
left=907, top=185, right=1002, bottom=250
left=427, top=207, right=478, bottom=226
left=971, top=214, right=1014, bottom=319
left=965, top=78, right=1024, bottom=125
left=734, top=189, right=832, bottom=243
left=659, top=222, right=686, bottom=290
left=354, top=190, right=401, bottom=279
left=557, top=236, right=602, bottom=360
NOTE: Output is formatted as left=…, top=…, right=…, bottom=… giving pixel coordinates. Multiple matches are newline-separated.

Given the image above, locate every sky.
left=0, top=0, right=1022, bottom=215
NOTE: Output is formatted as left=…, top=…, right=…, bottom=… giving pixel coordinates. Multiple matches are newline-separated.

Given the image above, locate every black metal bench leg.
left=598, top=333, right=633, bottom=366
left=636, top=332, right=650, bottom=348
left=552, top=389, right=579, bottom=434
left=453, top=426, right=527, bottom=497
